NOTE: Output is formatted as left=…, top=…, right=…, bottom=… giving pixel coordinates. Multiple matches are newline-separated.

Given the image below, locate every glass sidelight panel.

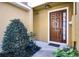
left=63, top=12, right=67, bottom=41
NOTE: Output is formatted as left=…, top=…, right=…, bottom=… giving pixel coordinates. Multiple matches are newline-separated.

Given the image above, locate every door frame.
left=48, top=7, right=69, bottom=45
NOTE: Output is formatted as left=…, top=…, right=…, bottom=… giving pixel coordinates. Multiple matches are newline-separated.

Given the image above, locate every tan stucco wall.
left=33, top=3, right=73, bottom=46
left=76, top=2, right=79, bottom=51
left=0, top=3, right=33, bottom=43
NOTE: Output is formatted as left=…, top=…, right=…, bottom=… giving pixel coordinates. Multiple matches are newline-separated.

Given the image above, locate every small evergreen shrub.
left=0, top=19, right=40, bottom=57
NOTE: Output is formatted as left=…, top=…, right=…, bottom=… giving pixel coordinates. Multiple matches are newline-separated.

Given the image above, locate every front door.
left=50, top=9, right=67, bottom=43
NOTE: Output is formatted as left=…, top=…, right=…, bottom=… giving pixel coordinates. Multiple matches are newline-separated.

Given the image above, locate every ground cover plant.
left=53, top=47, right=79, bottom=57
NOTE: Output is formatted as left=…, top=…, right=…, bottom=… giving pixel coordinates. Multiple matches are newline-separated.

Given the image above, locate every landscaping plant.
left=0, top=19, right=40, bottom=57
left=53, top=47, right=79, bottom=57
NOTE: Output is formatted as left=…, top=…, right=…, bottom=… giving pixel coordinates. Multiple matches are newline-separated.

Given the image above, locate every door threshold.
left=48, top=41, right=67, bottom=46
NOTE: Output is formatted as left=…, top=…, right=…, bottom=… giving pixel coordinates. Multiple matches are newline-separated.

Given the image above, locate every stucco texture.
left=76, top=2, right=79, bottom=51
left=0, top=3, right=33, bottom=43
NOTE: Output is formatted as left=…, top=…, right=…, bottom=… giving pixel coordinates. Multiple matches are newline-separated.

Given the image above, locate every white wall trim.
left=9, top=2, right=32, bottom=11
left=48, top=7, right=69, bottom=45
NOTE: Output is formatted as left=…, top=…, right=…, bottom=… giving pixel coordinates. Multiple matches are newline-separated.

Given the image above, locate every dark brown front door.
left=50, top=10, right=67, bottom=43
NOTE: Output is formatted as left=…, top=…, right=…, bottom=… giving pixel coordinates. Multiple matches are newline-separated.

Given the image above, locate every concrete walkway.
left=32, top=41, right=68, bottom=57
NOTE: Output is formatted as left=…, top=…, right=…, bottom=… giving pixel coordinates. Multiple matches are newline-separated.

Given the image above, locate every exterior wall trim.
left=10, top=2, right=32, bottom=11
left=48, top=7, right=69, bottom=45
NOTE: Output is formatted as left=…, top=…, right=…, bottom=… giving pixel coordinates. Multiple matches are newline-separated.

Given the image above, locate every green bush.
left=1, top=19, right=40, bottom=57
left=53, top=48, right=79, bottom=57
